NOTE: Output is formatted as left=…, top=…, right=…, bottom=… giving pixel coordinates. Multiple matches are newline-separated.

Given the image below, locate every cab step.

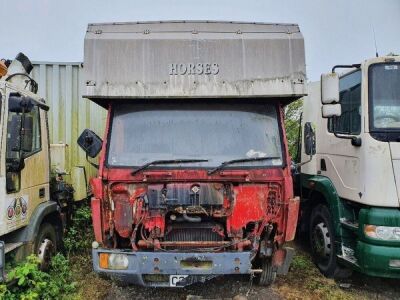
left=337, top=244, right=358, bottom=266
left=4, top=242, right=24, bottom=254
left=340, top=218, right=359, bottom=232
left=0, top=241, right=24, bottom=283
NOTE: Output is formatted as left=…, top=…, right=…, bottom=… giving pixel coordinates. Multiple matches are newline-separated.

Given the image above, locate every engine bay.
left=102, top=181, right=283, bottom=253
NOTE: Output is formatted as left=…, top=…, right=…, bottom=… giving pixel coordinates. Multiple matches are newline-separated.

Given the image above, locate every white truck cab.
left=299, top=56, right=400, bottom=278
left=0, top=54, right=75, bottom=281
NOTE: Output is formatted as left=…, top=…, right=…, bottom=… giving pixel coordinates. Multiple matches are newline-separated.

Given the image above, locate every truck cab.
left=299, top=56, right=400, bottom=278
left=79, top=21, right=306, bottom=287
left=0, top=54, right=75, bottom=281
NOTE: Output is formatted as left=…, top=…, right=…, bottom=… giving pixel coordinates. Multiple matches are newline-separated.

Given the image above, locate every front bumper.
left=92, top=248, right=253, bottom=287
left=356, top=241, right=400, bottom=278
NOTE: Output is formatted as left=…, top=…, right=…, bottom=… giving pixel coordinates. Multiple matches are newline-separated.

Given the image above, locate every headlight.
left=364, top=225, right=400, bottom=241
left=99, top=253, right=129, bottom=270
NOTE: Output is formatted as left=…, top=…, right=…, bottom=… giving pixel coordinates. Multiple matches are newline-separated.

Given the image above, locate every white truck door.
left=3, top=88, right=49, bottom=235
left=319, top=70, right=362, bottom=201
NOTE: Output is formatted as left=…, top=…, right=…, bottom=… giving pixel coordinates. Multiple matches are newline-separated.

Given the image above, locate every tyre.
left=309, top=204, right=351, bottom=278
left=34, top=223, right=57, bottom=271
left=255, top=258, right=276, bottom=286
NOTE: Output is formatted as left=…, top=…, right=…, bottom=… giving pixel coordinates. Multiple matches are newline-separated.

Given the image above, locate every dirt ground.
left=72, top=242, right=400, bottom=300
left=105, top=275, right=279, bottom=300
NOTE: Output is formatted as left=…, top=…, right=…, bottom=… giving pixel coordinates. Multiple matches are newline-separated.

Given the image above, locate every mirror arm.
left=332, top=116, right=362, bottom=147
left=86, top=153, right=99, bottom=169
left=294, top=153, right=313, bottom=169
left=331, top=64, right=361, bottom=73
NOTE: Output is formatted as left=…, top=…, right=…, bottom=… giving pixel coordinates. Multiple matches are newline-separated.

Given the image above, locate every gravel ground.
left=336, top=273, right=400, bottom=300
left=105, top=275, right=280, bottom=300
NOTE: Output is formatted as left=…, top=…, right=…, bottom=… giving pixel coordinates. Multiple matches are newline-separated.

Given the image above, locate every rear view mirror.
left=8, top=115, right=22, bottom=152
left=77, top=129, right=102, bottom=158
left=322, top=104, right=342, bottom=118
left=304, top=122, right=316, bottom=156
left=321, top=73, right=339, bottom=104
left=21, top=115, right=33, bottom=153
left=8, top=94, right=34, bottom=113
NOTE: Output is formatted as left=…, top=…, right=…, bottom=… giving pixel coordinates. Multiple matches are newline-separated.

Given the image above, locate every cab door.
left=319, top=70, right=362, bottom=201
left=4, top=88, right=50, bottom=234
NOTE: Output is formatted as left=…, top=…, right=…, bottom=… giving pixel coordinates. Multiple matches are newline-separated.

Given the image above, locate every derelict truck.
left=298, top=56, right=400, bottom=279
left=0, top=53, right=88, bottom=281
left=78, top=21, right=306, bottom=287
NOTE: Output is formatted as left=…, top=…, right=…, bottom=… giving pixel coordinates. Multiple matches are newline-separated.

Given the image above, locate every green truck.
left=298, top=56, right=400, bottom=278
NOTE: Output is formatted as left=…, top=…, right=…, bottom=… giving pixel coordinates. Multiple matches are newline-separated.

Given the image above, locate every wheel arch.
left=302, top=175, right=342, bottom=237
left=7, top=201, right=63, bottom=245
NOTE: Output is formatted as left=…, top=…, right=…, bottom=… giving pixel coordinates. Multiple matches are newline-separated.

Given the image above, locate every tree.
left=284, top=99, right=303, bottom=162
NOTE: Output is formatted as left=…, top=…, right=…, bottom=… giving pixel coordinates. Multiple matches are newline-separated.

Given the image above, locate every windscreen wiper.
left=207, top=156, right=280, bottom=175
left=131, top=159, right=209, bottom=175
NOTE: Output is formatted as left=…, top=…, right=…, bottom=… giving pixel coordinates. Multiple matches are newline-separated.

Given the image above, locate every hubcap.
left=37, top=238, right=54, bottom=270
left=312, top=222, right=331, bottom=260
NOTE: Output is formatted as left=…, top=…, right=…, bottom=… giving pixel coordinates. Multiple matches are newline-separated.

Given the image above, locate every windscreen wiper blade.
left=131, top=159, right=209, bottom=175
left=207, top=156, right=280, bottom=175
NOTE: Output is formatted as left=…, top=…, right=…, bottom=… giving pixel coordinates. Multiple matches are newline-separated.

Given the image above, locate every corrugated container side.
left=31, top=62, right=106, bottom=190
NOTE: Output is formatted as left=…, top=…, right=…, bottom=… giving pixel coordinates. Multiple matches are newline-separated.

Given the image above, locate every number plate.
left=169, top=275, right=188, bottom=287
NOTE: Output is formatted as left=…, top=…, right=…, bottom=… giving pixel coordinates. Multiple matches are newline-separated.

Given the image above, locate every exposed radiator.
left=165, top=222, right=224, bottom=242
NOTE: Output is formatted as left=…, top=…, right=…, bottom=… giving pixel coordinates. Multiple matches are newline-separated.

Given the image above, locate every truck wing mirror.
left=321, top=73, right=339, bottom=104
left=8, top=113, right=34, bottom=153
left=8, top=115, right=22, bottom=152
left=21, top=115, right=33, bottom=153
left=77, top=129, right=103, bottom=158
left=8, top=94, right=34, bottom=113
left=322, top=104, right=342, bottom=118
left=6, top=115, right=27, bottom=173
left=304, top=122, right=316, bottom=156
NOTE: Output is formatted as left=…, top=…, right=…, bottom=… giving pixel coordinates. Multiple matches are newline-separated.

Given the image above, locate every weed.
left=64, top=204, right=94, bottom=255
left=0, top=254, right=76, bottom=300
left=274, top=251, right=362, bottom=300
left=291, top=253, right=314, bottom=272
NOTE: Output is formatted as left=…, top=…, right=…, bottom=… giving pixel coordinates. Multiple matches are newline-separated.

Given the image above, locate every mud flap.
left=273, top=247, right=295, bottom=275
left=0, top=241, right=5, bottom=282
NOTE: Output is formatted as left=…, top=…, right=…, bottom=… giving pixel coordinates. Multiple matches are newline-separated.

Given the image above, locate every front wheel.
left=34, top=223, right=57, bottom=271
left=309, top=204, right=351, bottom=278
left=255, top=258, right=276, bottom=286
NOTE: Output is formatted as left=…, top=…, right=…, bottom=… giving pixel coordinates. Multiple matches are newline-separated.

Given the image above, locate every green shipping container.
left=31, top=62, right=106, bottom=200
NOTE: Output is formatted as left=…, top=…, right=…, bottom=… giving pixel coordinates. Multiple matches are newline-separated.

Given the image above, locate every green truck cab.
left=297, top=56, right=400, bottom=278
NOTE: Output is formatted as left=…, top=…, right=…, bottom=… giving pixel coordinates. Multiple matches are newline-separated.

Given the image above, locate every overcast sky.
left=1, top=0, right=399, bottom=80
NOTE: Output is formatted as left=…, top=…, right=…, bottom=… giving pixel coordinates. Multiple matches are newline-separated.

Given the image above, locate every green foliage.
left=64, top=204, right=94, bottom=255
left=284, top=99, right=303, bottom=161
left=0, top=254, right=76, bottom=300
left=283, top=253, right=355, bottom=300
left=291, top=253, right=314, bottom=271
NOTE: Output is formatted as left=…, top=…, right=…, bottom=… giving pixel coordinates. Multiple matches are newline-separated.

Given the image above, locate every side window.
left=25, top=106, right=41, bottom=155
left=328, top=70, right=361, bottom=134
